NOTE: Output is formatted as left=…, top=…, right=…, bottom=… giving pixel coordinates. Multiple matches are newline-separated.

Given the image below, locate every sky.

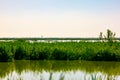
left=0, top=0, right=120, bottom=37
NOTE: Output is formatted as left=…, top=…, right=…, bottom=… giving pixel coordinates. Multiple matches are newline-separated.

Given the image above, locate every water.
left=0, top=60, right=120, bottom=80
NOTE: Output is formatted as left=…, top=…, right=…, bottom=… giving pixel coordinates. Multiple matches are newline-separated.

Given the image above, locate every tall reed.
left=0, top=40, right=120, bottom=62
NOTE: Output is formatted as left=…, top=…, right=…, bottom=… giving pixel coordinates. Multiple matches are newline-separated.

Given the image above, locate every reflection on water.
left=0, top=61, right=120, bottom=80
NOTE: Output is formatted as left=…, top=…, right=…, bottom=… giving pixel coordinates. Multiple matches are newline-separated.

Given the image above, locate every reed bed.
left=0, top=40, right=120, bottom=62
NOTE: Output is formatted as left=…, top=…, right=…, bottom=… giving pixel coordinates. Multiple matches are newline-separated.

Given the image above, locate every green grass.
left=0, top=40, right=120, bottom=62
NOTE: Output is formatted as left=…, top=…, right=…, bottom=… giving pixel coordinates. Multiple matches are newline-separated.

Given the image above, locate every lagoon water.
left=0, top=60, right=120, bottom=80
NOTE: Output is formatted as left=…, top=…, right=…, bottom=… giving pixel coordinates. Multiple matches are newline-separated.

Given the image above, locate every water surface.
left=0, top=60, right=120, bottom=80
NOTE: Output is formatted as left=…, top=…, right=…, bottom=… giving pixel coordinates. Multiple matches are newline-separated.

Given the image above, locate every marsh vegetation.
left=0, top=41, right=120, bottom=62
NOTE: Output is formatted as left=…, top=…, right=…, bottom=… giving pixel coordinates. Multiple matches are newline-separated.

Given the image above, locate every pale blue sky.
left=0, top=0, right=120, bottom=37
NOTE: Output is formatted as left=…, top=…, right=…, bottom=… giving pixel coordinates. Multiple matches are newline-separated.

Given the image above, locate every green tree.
left=99, top=29, right=116, bottom=42
left=99, top=32, right=103, bottom=41
left=106, top=29, right=116, bottom=42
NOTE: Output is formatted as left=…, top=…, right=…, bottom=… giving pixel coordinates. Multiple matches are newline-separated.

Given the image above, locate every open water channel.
left=0, top=60, right=120, bottom=80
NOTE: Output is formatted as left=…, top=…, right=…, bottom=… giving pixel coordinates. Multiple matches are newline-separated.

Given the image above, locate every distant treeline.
left=0, top=29, right=119, bottom=41
left=0, top=37, right=120, bottom=41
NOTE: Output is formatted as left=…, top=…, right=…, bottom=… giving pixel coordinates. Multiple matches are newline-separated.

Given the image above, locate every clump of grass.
left=0, top=41, right=120, bottom=62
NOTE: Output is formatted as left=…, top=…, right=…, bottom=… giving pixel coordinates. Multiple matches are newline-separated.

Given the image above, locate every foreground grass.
left=0, top=40, right=120, bottom=62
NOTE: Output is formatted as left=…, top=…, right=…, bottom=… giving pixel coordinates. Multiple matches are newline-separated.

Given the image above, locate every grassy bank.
left=0, top=40, right=120, bottom=62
